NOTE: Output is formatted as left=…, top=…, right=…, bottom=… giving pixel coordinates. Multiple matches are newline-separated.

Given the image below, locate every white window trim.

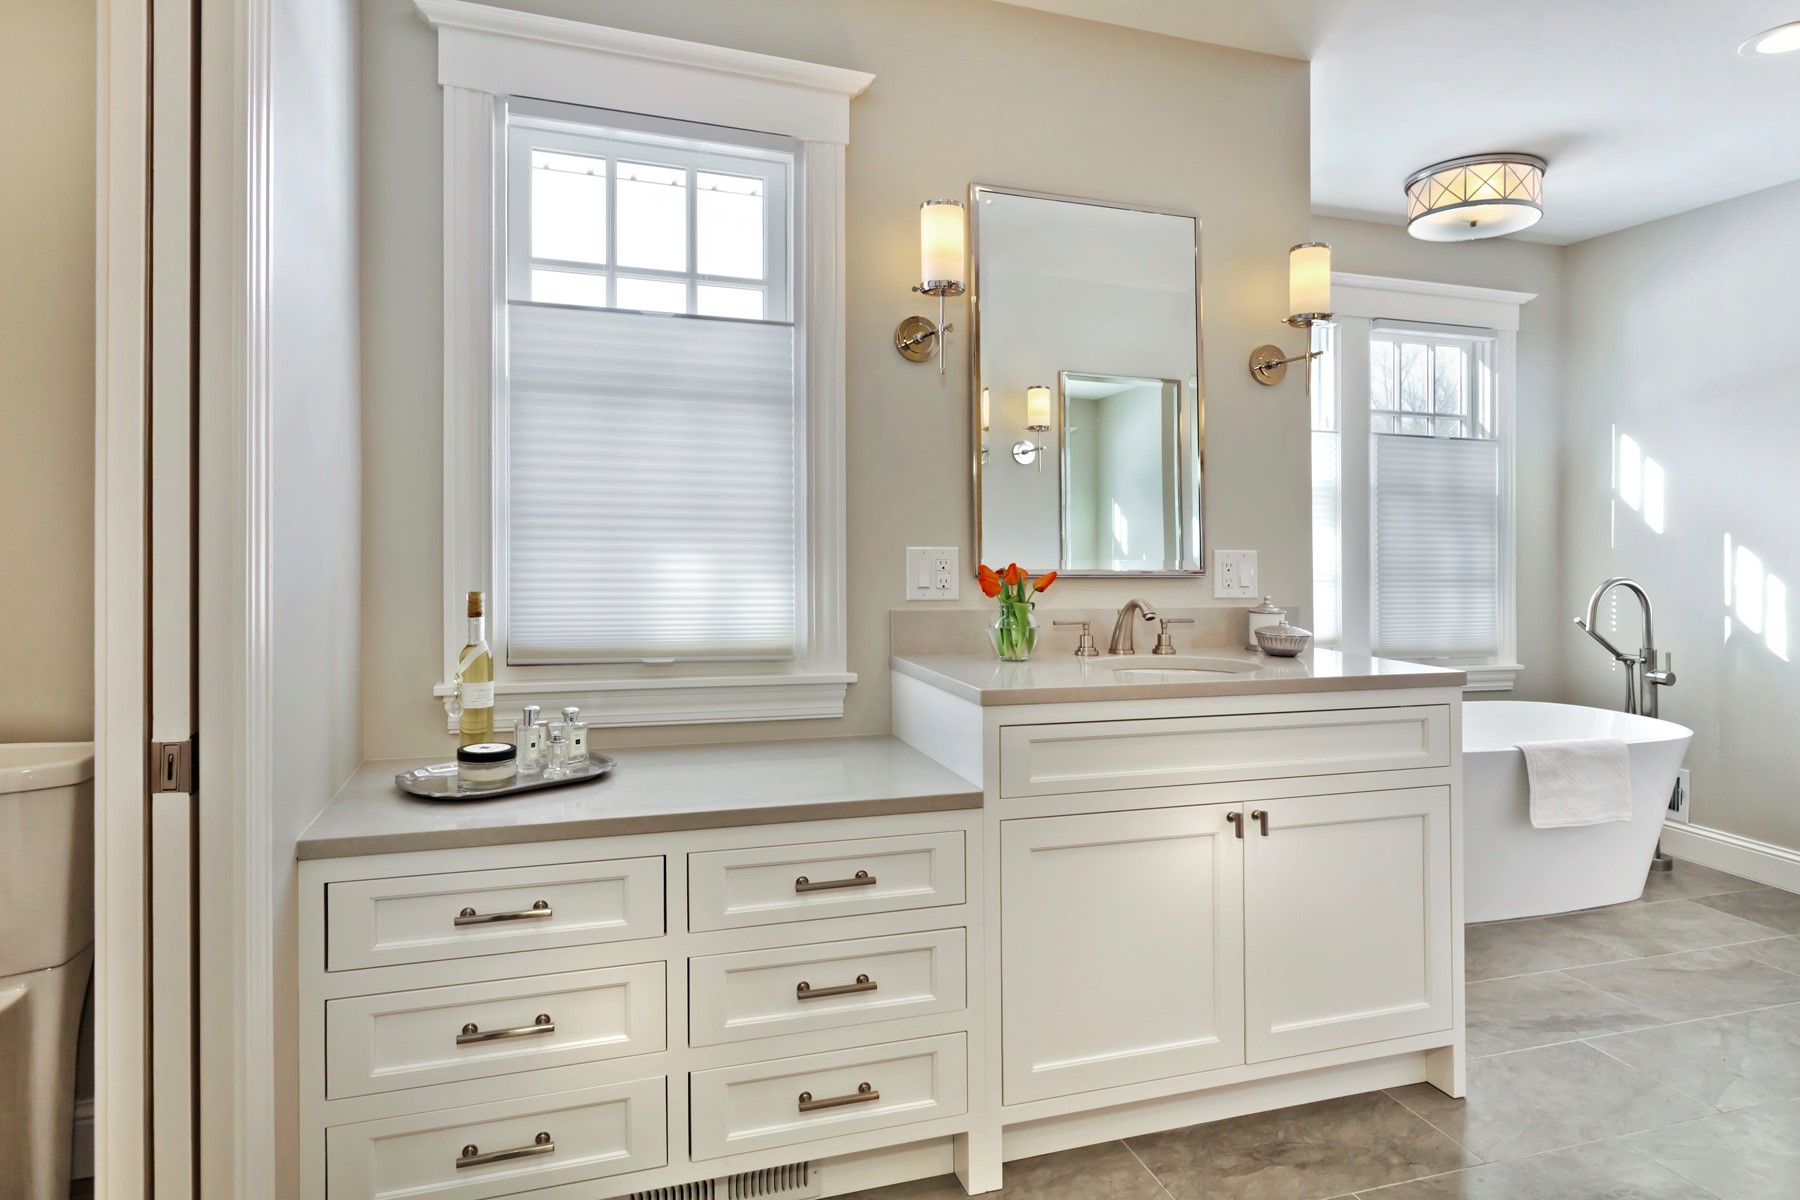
left=415, top=0, right=874, bottom=729
left=1329, top=272, right=1536, bottom=694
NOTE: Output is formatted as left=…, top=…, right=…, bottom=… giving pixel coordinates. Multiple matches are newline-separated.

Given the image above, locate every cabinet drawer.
left=326, top=962, right=666, bottom=1099
left=688, top=833, right=964, bottom=932
left=689, top=929, right=966, bottom=1047
left=688, top=1034, right=966, bottom=1160
left=325, top=1076, right=665, bottom=1200
left=999, top=706, right=1451, bottom=798
left=326, top=858, right=664, bottom=972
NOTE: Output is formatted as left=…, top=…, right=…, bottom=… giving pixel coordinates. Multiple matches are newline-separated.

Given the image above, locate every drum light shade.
left=1287, top=242, right=1331, bottom=326
left=1025, top=385, right=1052, bottom=431
left=1405, top=154, right=1546, bottom=242
left=919, top=200, right=966, bottom=292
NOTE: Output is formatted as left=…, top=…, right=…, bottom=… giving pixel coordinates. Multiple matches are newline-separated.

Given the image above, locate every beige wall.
left=1309, top=217, right=1568, bottom=702
left=360, top=0, right=1312, bottom=758
left=1561, top=178, right=1800, bottom=852
left=0, top=1, right=95, bottom=742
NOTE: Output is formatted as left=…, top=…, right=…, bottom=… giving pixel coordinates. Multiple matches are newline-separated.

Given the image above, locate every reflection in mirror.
left=972, top=185, right=1203, bottom=575
left=1061, top=373, right=1181, bottom=572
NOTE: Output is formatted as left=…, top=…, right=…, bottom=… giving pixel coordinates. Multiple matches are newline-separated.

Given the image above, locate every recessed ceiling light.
left=1741, top=20, right=1800, bottom=56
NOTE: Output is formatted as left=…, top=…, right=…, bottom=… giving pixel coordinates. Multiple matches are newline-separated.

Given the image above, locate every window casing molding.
left=416, top=0, right=873, bottom=729
left=1321, top=273, right=1535, bottom=694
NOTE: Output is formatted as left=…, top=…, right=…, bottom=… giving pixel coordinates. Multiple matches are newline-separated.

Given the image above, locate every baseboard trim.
left=1660, top=823, right=1800, bottom=892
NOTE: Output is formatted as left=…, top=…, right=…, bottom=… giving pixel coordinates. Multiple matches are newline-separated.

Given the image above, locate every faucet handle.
left=1054, top=620, right=1100, bottom=657
left=1647, top=651, right=1677, bottom=686
left=1152, top=617, right=1194, bottom=656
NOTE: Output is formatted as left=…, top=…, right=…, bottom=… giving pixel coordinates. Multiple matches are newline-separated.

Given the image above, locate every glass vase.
left=990, top=603, right=1039, bottom=662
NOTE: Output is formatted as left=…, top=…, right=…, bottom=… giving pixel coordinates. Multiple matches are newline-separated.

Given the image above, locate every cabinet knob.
left=1226, top=811, right=1244, bottom=839
left=1251, top=809, right=1270, bottom=836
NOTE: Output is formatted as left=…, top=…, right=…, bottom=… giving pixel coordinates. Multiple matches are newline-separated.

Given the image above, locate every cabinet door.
left=1001, top=805, right=1244, bottom=1104
left=1244, top=787, right=1453, bottom=1062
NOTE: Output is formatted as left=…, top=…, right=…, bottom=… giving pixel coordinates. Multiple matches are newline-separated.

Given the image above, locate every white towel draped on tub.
left=1517, top=739, right=1633, bottom=828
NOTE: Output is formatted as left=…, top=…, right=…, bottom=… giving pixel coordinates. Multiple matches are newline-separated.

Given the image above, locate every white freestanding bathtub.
left=1463, top=702, right=1692, bottom=923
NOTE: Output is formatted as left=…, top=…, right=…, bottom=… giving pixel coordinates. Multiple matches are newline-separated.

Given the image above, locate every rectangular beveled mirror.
left=971, top=184, right=1204, bottom=576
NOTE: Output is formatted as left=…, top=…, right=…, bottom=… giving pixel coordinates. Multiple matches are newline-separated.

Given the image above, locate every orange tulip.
left=1034, top=571, right=1058, bottom=592
left=978, top=565, right=1002, bottom=598
left=1003, top=563, right=1023, bottom=587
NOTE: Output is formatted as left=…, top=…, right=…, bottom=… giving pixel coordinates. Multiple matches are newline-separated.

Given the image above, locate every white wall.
left=1561, top=178, right=1800, bottom=853
left=267, top=0, right=363, bottom=1186
left=1310, top=216, right=1567, bottom=702
left=360, top=0, right=1313, bottom=758
left=0, top=1, right=94, bottom=742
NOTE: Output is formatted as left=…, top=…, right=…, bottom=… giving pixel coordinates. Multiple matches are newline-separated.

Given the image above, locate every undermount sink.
left=1093, top=655, right=1260, bottom=680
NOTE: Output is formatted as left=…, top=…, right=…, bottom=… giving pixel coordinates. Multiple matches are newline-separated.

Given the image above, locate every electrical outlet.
left=1212, top=549, right=1258, bottom=598
left=1667, top=768, right=1691, bottom=823
left=905, top=546, right=960, bottom=601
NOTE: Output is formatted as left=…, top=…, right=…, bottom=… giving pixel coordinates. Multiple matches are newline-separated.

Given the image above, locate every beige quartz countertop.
left=890, top=647, right=1465, bottom=706
left=296, top=735, right=981, bottom=860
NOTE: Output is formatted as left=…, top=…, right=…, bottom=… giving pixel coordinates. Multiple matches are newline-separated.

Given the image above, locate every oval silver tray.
left=396, top=753, right=617, bottom=800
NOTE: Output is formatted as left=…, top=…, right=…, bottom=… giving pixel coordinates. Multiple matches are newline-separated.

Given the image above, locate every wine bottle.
left=456, top=591, right=495, bottom=746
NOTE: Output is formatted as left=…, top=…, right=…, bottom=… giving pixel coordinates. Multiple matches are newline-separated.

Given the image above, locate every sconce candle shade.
left=1406, top=153, right=1546, bottom=242
left=919, top=199, right=967, bottom=295
left=1025, top=385, right=1052, bottom=431
left=980, top=387, right=991, bottom=432
left=1286, top=242, right=1331, bottom=327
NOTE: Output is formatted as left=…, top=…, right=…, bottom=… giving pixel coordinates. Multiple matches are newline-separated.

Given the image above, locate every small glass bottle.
left=516, top=703, right=545, bottom=774
left=561, top=706, right=589, bottom=767
left=544, top=727, right=570, bottom=779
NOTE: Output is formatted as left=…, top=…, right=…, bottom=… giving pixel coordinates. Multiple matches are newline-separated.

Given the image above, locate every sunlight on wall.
left=1614, top=430, right=1664, bottom=535
left=1724, top=533, right=1790, bottom=661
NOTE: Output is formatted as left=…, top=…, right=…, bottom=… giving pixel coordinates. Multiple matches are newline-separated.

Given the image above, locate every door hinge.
left=150, top=737, right=196, bottom=795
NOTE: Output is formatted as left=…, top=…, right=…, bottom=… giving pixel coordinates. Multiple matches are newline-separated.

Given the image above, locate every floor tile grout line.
left=1118, top=1137, right=1179, bottom=1200
left=1604, top=1135, right=1736, bottom=1200
left=1578, top=1036, right=1726, bottom=1114
left=1469, top=930, right=1800, bottom=985
left=1378, top=1087, right=1486, bottom=1165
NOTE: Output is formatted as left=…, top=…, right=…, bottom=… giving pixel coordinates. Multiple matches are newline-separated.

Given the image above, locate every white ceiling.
left=992, top=0, right=1800, bottom=244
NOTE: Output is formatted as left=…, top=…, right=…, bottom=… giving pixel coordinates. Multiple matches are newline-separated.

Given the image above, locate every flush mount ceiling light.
left=1741, top=20, right=1800, bottom=55
left=1405, top=153, right=1547, bottom=242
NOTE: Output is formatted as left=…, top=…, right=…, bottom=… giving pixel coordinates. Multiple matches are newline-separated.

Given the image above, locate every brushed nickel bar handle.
left=456, top=1013, right=554, bottom=1046
left=1226, top=811, right=1244, bottom=839
left=797, top=1082, right=878, bottom=1112
left=455, top=1131, right=554, bottom=1169
left=454, top=898, right=551, bottom=927
left=1251, top=809, right=1270, bottom=837
left=796, top=974, right=876, bottom=1001
left=795, top=870, right=875, bottom=894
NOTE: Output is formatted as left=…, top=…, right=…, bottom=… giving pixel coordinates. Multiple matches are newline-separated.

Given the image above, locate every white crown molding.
left=1331, top=272, right=1538, bottom=307
left=412, top=0, right=874, bottom=143
left=1331, top=272, right=1536, bottom=332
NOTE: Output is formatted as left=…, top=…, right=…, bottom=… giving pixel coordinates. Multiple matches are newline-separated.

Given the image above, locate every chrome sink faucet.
left=1108, top=599, right=1159, bottom=655
left=1575, top=577, right=1677, bottom=718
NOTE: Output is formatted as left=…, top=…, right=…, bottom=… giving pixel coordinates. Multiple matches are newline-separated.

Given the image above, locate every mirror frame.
left=968, top=183, right=1208, bottom=578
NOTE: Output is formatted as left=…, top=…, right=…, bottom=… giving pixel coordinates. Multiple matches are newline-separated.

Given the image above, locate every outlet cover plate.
left=1668, top=768, right=1691, bottom=823
left=905, top=546, right=960, bottom=601
left=1213, top=549, right=1258, bottom=598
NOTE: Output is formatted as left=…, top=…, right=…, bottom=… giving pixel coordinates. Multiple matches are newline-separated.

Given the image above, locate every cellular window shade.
left=1311, top=430, right=1342, bottom=645
left=1371, top=433, right=1499, bottom=658
left=506, top=303, right=798, bottom=662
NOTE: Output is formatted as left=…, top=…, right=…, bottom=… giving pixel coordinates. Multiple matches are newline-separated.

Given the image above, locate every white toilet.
left=0, top=743, right=95, bottom=1200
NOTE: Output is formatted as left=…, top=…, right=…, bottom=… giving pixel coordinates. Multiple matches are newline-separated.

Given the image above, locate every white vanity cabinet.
left=298, top=776, right=989, bottom=1200
left=999, top=803, right=1245, bottom=1103
left=892, top=653, right=1466, bottom=1187
left=1243, top=787, right=1454, bottom=1062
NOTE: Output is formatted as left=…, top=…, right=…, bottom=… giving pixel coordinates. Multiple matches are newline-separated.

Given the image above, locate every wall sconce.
left=979, top=386, right=991, bottom=463
left=1250, top=242, right=1332, bottom=387
left=894, top=199, right=967, bottom=376
left=1012, top=384, right=1052, bottom=469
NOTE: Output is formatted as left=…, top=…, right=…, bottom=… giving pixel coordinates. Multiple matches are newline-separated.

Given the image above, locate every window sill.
left=433, top=672, right=857, bottom=732
left=1459, top=663, right=1522, bottom=693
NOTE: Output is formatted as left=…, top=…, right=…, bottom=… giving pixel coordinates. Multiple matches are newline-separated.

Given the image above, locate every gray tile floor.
left=844, top=861, right=1800, bottom=1200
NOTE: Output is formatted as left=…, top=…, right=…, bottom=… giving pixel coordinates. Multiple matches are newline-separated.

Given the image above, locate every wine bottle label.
left=461, top=681, right=495, bottom=708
